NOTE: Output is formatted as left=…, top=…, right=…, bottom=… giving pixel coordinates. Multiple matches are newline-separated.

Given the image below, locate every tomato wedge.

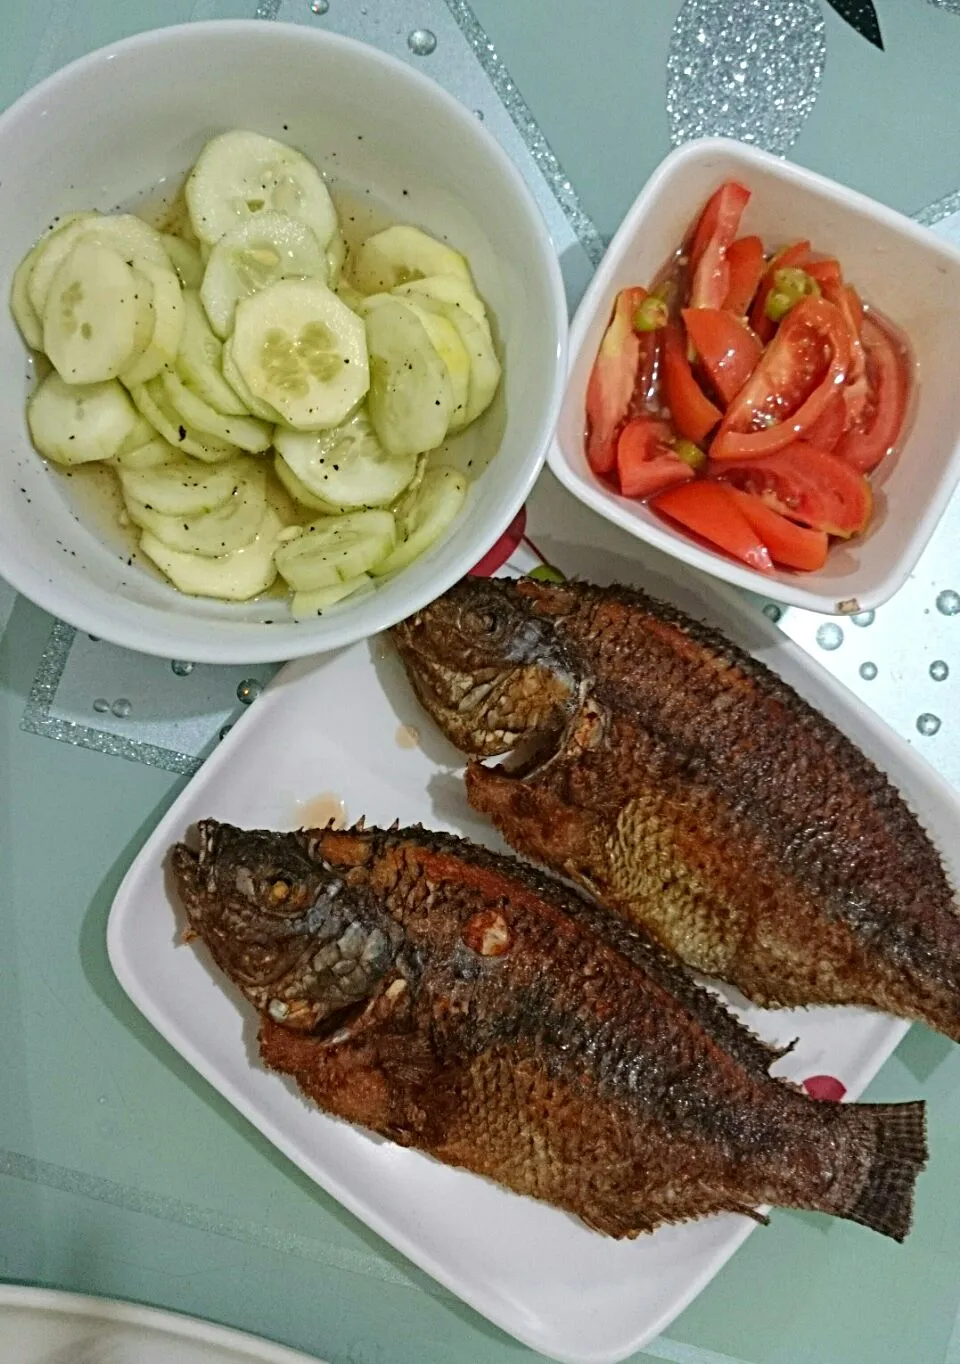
left=585, top=286, right=648, bottom=475
left=750, top=240, right=811, bottom=342
left=653, top=480, right=773, bottom=573
left=689, top=182, right=751, bottom=310
left=834, top=314, right=911, bottom=474
left=682, top=308, right=762, bottom=407
left=725, top=486, right=829, bottom=571
left=616, top=418, right=694, bottom=499
left=723, top=235, right=765, bottom=316
left=662, top=324, right=723, bottom=445
left=710, top=297, right=852, bottom=461
left=805, top=257, right=842, bottom=291
left=715, top=442, right=871, bottom=538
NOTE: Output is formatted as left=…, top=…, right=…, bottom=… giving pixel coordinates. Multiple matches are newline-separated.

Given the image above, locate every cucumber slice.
left=125, top=461, right=266, bottom=557
left=176, top=292, right=249, bottom=417
left=42, top=242, right=141, bottom=383
left=129, top=377, right=241, bottom=462
left=273, top=452, right=336, bottom=512
left=364, top=297, right=453, bottom=457
left=394, top=275, right=490, bottom=332
left=326, top=231, right=347, bottom=289
left=25, top=212, right=102, bottom=318
left=161, top=370, right=272, bottom=452
left=116, top=414, right=162, bottom=457
left=275, top=509, right=396, bottom=591
left=403, top=300, right=471, bottom=432
left=353, top=225, right=472, bottom=295
left=11, top=214, right=96, bottom=349
left=231, top=278, right=369, bottom=430
left=185, top=130, right=337, bottom=249
left=119, top=453, right=249, bottom=516
left=274, top=408, right=417, bottom=511
left=371, top=466, right=467, bottom=576
left=139, top=505, right=282, bottom=600
left=162, top=234, right=205, bottom=290
left=119, top=261, right=185, bottom=387
left=406, top=291, right=501, bottom=425
left=29, top=214, right=170, bottom=322
left=27, top=372, right=138, bottom=466
left=11, top=244, right=46, bottom=349
left=115, top=436, right=178, bottom=470
left=200, top=211, right=329, bottom=338
left=221, top=335, right=284, bottom=423
left=291, top=575, right=371, bottom=618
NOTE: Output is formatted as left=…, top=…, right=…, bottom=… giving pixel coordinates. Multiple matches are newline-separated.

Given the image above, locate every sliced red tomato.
left=834, top=314, right=911, bottom=474
left=723, top=235, right=765, bottom=316
left=688, top=182, right=751, bottom=310
left=725, top=486, right=829, bottom=571
left=710, top=297, right=852, bottom=461
left=682, top=308, right=762, bottom=407
left=750, top=240, right=811, bottom=342
left=662, top=324, right=722, bottom=445
left=802, top=389, right=846, bottom=452
left=805, top=257, right=842, bottom=291
left=585, top=286, right=648, bottom=475
left=616, top=418, right=694, bottom=499
left=715, top=442, right=872, bottom=538
left=653, top=480, right=773, bottom=573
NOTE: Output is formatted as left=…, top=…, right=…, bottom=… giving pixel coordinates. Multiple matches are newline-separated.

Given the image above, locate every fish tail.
left=831, top=1101, right=928, bottom=1242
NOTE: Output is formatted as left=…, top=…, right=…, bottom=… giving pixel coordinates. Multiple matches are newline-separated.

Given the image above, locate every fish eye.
left=269, top=878, right=292, bottom=902
left=463, top=607, right=499, bottom=636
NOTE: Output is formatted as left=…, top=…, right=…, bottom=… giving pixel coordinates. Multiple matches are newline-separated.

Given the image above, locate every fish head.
left=391, top=576, right=578, bottom=756
left=172, top=820, right=401, bottom=1032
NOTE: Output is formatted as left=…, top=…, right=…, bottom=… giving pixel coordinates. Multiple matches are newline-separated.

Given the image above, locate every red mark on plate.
left=468, top=506, right=527, bottom=577
left=803, top=1074, right=846, bottom=1102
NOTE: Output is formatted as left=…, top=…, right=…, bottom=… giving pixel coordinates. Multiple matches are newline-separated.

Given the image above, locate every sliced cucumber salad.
left=10, top=131, right=502, bottom=612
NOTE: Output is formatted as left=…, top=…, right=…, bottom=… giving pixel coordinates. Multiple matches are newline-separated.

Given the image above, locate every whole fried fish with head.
left=391, top=575, right=960, bottom=1041
left=172, top=818, right=926, bottom=1241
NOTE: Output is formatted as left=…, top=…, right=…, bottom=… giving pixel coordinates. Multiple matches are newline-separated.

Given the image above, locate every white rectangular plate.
left=107, top=532, right=960, bottom=1364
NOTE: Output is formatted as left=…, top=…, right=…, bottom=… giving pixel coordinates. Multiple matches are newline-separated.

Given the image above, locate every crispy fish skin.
left=173, top=818, right=926, bottom=1241
left=391, top=576, right=960, bottom=1042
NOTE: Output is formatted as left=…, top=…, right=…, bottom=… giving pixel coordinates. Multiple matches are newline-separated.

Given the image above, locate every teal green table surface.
left=4, top=4, right=960, bottom=1363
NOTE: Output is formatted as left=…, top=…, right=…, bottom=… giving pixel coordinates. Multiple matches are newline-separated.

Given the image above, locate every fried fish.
left=172, top=818, right=926, bottom=1240
left=392, top=575, right=960, bottom=1041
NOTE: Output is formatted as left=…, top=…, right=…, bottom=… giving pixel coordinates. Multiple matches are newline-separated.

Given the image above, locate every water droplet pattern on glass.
left=407, top=28, right=438, bottom=55
left=917, top=713, right=942, bottom=737
left=816, top=622, right=843, bottom=651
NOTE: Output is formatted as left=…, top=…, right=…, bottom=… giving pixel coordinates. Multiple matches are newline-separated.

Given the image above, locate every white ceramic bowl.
left=549, top=138, right=960, bottom=616
left=0, top=21, right=566, bottom=663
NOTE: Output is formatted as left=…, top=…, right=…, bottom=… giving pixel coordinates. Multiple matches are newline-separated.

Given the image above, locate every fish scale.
left=392, top=576, right=960, bottom=1042
left=173, top=817, right=925, bottom=1242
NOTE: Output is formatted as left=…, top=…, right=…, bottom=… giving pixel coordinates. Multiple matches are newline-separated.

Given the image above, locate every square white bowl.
left=549, top=137, right=960, bottom=616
